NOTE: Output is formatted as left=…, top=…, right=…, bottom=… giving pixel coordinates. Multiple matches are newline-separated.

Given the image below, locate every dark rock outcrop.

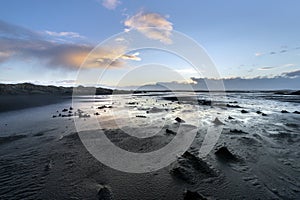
left=175, top=117, right=185, bottom=123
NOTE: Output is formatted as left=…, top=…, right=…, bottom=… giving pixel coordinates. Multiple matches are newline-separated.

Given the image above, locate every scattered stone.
left=281, top=110, right=289, bottom=113
left=228, top=116, right=234, bottom=120
left=262, top=113, right=267, bottom=116
left=166, top=129, right=176, bottom=135
left=256, top=111, right=262, bottom=114
left=52, top=115, right=57, bottom=118
left=98, top=185, right=113, bottom=200
left=213, top=117, right=225, bottom=125
left=94, top=112, right=100, bottom=116
left=226, top=104, right=242, bottom=108
left=293, top=111, right=300, bottom=114
left=241, top=110, right=249, bottom=114
left=184, top=190, right=207, bottom=200
left=215, top=146, right=238, bottom=161
left=98, top=105, right=106, bottom=109
left=230, top=129, right=247, bottom=134
left=175, top=117, right=185, bottom=123
left=62, top=108, right=68, bottom=112
left=136, top=115, right=147, bottom=118
left=68, top=111, right=72, bottom=114
left=69, top=106, right=73, bottom=110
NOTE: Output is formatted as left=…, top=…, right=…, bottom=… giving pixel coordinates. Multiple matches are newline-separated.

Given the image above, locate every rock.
left=95, top=112, right=100, bottom=116
left=98, top=105, right=106, bottom=109
left=281, top=110, right=289, bottom=113
left=213, top=117, right=225, bottom=125
left=184, top=190, right=207, bottom=200
left=230, top=129, right=247, bottom=134
left=256, top=111, right=262, bottom=114
left=62, top=108, right=68, bottom=112
left=98, top=185, right=113, bottom=200
left=226, top=104, right=242, bottom=108
left=136, top=115, right=147, bottom=118
left=175, top=117, right=185, bottom=123
left=262, top=113, right=267, bottom=116
left=68, top=111, right=72, bottom=114
left=69, top=106, right=73, bottom=110
left=52, top=115, right=57, bottom=118
left=228, top=116, right=234, bottom=120
left=293, top=111, right=300, bottom=114
left=241, top=110, right=249, bottom=113
left=215, top=146, right=238, bottom=161
left=166, top=128, right=176, bottom=135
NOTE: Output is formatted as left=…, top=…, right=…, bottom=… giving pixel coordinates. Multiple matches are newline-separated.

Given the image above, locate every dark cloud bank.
left=135, top=71, right=300, bottom=91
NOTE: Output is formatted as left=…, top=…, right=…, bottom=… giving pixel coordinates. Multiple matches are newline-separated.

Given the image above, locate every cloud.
left=121, top=52, right=141, bottom=61
left=0, top=20, right=140, bottom=69
left=101, top=0, right=120, bottom=10
left=255, top=52, right=264, bottom=57
left=258, top=66, right=275, bottom=70
left=45, top=31, right=85, bottom=39
left=282, top=70, right=300, bottom=78
left=124, top=11, right=173, bottom=44
left=282, top=63, right=296, bottom=67
left=257, top=64, right=296, bottom=71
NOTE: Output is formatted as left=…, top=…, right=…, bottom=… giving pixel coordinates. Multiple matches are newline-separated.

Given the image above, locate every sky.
left=0, top=0, right=300, bottom=89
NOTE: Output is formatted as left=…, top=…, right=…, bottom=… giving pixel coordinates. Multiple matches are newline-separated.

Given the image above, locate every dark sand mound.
left=98, top=185, right=113, bottom=200
left=184, top=190, right=207, bottom=200
left=215, top=146, right=239, bottom=162
left=170, top=151, right=217, bottom=184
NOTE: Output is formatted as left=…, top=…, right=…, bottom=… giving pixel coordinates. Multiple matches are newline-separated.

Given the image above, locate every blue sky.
left=0, top=0, right=300, bottom=88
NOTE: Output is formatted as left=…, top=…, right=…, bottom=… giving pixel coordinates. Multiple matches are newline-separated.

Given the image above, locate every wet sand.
left=0, top=92, right=300, bottom=199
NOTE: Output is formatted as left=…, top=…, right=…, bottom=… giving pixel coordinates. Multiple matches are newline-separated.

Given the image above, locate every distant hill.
left=0, top=83, right=113, bottom=95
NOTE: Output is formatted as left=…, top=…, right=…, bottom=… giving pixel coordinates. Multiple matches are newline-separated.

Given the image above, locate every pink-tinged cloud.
left=101, top=0, right=120, bottom=10
left=124, top=12, right=173, bottom=44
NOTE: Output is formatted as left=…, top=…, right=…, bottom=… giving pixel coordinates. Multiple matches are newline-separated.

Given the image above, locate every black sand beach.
left=0, top=91, right=300, bottom=199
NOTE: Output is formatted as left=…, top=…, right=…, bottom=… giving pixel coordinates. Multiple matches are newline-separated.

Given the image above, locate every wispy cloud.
left=257, top=63, right=297, bottom=71
left=101, top=0, right=120, bottom=10
left=282, top=69, right=300, bottom=78
left=254, top=46, right=300, bottom=57
left=124, top=11, right=173, bottom=44
left=0, top=20, right=140, bottom=69
left=255, top=52, right=264, bottom=57
left=45, top=31, right=85, bottom=39
left=121, top=52, right=141, bottom=61
left=258, top=66, right=275, bottom=70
